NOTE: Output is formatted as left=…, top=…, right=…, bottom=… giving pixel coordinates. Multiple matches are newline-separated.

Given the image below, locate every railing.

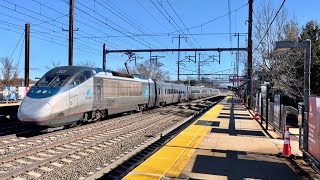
left=252, top=94, right=298, bottom=138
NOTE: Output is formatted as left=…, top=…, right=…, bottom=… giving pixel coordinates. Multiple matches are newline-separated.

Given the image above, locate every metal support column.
left=68, top=0, right=74, bottom=66
left=247, top=0, right=253, bottom=108
left=24, top=23, right=30, bottom=87
left=103, top=43, right=106, bottom=70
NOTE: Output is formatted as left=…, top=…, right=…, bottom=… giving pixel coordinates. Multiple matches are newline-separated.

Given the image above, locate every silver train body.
left=18, top=66, right=221, bottom=128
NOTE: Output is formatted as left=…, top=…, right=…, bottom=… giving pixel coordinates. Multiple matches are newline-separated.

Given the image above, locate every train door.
left=93, top=78, right=103, bottom=110
left=153, top=81, right=158, bottom=107
left=148, top=80, right=156, bottom=108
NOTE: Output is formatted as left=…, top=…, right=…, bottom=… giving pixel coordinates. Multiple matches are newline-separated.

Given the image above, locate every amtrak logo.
left=85, top=89, right=93, bottom=99
left=86, top=89, right=91, bottom=96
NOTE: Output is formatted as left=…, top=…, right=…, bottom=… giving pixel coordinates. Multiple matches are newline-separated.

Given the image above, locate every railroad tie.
left=39, top=166, right=53, bottom=172
left=26, top=171, right=42, bottom=178
left=51, top=162, right=63, bottom=167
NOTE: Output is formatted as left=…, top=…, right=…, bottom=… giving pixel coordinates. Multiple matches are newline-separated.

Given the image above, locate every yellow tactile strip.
left=123, top=102, right=224, bottom=180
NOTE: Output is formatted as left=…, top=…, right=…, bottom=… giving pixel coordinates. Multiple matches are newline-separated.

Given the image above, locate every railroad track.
left=0, top=109, right=180, bottom=179
left=88, top=96, right=223, bottom=180
left=0, top=122, right=29, bottom=137
left=0, top=110, right=158, bottom=158
left=0, top=96, right=222, bottom=179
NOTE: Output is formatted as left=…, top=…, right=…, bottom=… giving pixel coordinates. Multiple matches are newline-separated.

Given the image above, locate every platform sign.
left=308, top=96, right=320, bottom=161
left=9, top=86, right=16, bottom=100
left=2, top=86, right=10, bottom=100
left=273, top=94, right=281, bottom=129
left=18, top=87, right=29, bottom=99
left=259, top=92, right=262, bottom=114
left=261, top=85, right=267, bottom=98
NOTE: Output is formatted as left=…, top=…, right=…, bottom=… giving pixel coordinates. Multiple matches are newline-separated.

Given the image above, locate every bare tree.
left=76, top=60, right=95, bottom=68
left=45, top=60, right=61, bottom=70
left=252, top=0, right=303, bottom=100
left=135, top=60, right=170, bottom=81
left=116, top=60, right=170, bottom=81
left=0, top=57, right=20, bottom=86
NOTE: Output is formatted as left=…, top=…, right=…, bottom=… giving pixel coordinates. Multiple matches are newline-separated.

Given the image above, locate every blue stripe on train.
left=26, top=86, right=74, bottom=99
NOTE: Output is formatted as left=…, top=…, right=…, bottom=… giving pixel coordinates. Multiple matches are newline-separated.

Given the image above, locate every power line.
left=254, top=0, right=286, bottom=52
left=75, top=0, right=151, bottom=48
left=96, top=0, right=169, bottom=49
left=154, top=0, right=195, bottom=48
left=9, top=30, right=24, bottom=60
left=170, top=3, right=248, bottom=33
left=1, top=0, right=64, bottom=27
left=136, top=0, right=171, bottom=33
left=165, top=0, right=200, bottom=48
left=75, top=32, right=248, bottom=39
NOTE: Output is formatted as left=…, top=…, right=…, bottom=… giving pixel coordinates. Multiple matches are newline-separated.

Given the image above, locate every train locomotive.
left=18, top=66, right=220, bottom=129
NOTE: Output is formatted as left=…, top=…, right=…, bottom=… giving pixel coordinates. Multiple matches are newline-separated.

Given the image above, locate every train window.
left=83, top=71, right=93, bottom=79
left=36, top=75, right=56, bottom=87
left=69, top=71, right=93, bottom=86
left=37, top=74, right=70, bottom=87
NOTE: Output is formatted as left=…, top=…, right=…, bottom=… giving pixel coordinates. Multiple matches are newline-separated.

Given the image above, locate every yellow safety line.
left=124, top=102, right=224, bottom=180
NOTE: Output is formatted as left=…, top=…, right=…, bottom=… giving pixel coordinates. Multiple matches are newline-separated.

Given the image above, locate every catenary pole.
left=68, top=0, right=74, bottom=66
left=25, top=23, right=30, bottom=87
left=247, top=0, right=253, bottom=107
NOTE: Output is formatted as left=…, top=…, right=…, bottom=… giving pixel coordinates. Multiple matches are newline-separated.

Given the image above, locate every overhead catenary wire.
left=75, top=32, right=248, bottom=39
left=95, top=0, right=169, bottom=49
left=165, top=0, right=201, bottom=48
left=153, top=0, right=196, bottom=48
left=9, top=30, right=24, bottom=60
left=0, top=1, right=105, bottom=54
left=74, top=0, right=154, bottom=48
left=31, top=0, right=119, bottom=49
left=169, top=3, right=248, bottom=33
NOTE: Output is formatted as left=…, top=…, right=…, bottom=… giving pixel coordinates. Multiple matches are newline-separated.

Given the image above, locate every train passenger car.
left=18, top=66, right=96, bottom=128
left=18, top=66, right=156, bottom=128
left=212, top=89, right=221, bottom=96
left=200, top=87, right=211, bottom=98
left=94, top=72, right=156, bottom=116
left=156, top=82, right=174, bottom=106
left=18, top=66, right=219, bottom=130
left=189, top=86, right=202, bottom=100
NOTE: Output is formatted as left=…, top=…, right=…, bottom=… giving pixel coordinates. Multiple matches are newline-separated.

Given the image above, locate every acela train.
left=18, top=66, right=220, bottom=129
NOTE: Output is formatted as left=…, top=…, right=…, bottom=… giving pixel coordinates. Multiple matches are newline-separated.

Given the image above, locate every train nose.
left=18, top=102, right=53, bottom=122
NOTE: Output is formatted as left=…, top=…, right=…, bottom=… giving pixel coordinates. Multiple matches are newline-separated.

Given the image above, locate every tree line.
left=250, top=0, right=320, bottom=105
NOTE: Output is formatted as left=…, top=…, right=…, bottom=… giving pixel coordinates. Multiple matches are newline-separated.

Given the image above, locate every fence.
left=253, top=93, right=297, bottom=138
left=251, top=93, right=320, bottom=170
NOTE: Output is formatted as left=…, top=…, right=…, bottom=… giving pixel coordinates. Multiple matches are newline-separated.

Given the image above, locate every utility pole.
left=233, top=62, right=235, bottom=87
left=236, top=33, right=240, bottom=87
left=172, top=35, right=187, bottom=82
left=247, top=0, right=253, bottom=107
left=68, top=0, right=74, bottom=66
left=103, top=43, right=106, bottom=70
left=25, top=23, right=30, bottom=87
left=198, top=52, right=201, bottom=83
left=178, top=34, right=180, bottom=81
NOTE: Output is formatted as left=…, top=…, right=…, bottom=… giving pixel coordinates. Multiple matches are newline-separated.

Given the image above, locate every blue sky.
left=0, top=0, right=319, bottom=84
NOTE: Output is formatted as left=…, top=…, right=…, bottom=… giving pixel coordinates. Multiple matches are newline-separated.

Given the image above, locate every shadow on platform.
left=195, top=120, right=220, bottom=127
left=217, top=115, right=253, bottom=120
left=212, top=97, right=265, bottom=137
left=191, top=149, right=300, bottom=180
left=210, top=128, right=266, bottom=137
left=220, top=112, right=251, bottom=117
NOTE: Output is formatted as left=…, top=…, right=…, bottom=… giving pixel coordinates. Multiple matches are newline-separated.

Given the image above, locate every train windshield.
left=36, top=74, right=70, bottom=87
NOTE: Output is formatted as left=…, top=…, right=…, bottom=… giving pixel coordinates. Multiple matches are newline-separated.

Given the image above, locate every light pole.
left=273, top=39, right=311, bottom=153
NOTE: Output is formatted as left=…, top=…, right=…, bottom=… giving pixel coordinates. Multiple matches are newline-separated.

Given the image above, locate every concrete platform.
left=124, top=96, right=319, bottom=180
left=0, top=102, right=20, bottom=107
